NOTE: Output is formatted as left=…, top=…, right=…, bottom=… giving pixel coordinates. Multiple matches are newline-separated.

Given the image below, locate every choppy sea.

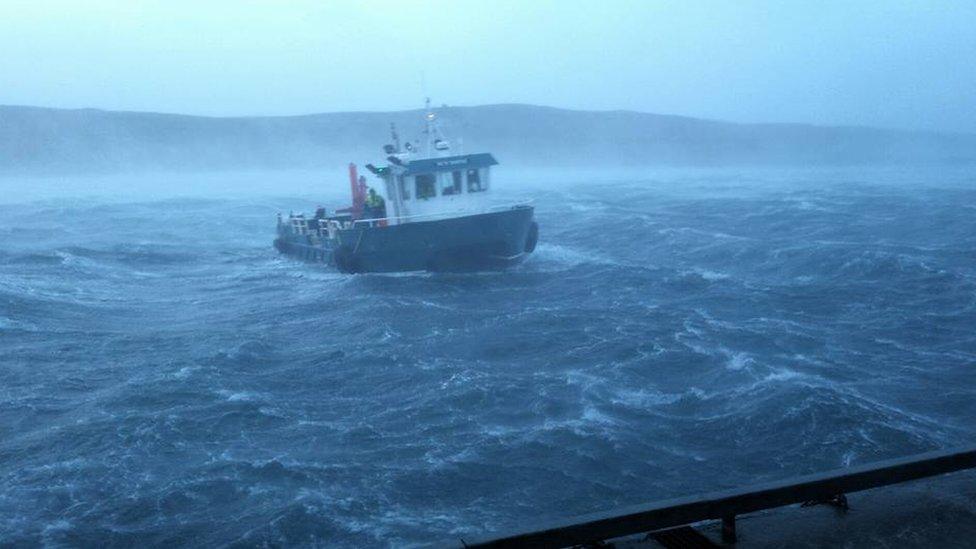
left=1, top=166, right=975, bottom=546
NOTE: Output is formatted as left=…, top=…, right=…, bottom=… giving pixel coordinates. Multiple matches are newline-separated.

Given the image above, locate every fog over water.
left=2, top=1, right=976, bottom=132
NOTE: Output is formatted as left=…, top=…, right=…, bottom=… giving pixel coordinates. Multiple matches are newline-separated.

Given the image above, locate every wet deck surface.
left=614, top=471, right=976, bottom=548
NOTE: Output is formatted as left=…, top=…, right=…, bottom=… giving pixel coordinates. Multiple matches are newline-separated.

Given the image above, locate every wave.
left=527, top=243, right=619, bottom=270
left=3, top=169, right=976, bottom=546
left=59, top=245, right=202, bottom=266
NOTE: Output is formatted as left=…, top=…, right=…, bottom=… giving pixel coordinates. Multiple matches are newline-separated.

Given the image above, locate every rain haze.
left=2, top=0, right=976, bottom=131
left=2, top=2, right=976, bottom=548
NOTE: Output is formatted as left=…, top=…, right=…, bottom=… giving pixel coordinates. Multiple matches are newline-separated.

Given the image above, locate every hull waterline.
left=275, top=205, right=537, bottom=273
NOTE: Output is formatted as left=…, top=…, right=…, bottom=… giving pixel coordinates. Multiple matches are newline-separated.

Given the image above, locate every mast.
left=424, top=97, right=433, bottom=157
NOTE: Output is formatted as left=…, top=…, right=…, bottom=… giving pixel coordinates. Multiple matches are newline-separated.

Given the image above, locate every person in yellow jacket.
left=364, top=188, right=386, bottom=219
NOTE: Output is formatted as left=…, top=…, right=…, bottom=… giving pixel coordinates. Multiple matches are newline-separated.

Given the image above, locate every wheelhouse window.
left=467, top=169, right=486, bottom=192
left=398, top=175, right=410, bottom=200
left=415, top=174, right=436, bottom=200
left=441, top=171, right=462, bottom=195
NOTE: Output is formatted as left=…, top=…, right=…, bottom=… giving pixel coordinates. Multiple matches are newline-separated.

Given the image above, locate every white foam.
left=657, top=226, right=753, bottom=241
left=580, top=405, right=616, bottom=426
left=610, top=387, right=683, bottom=408
left=531, top=243, right=616, bottom=269
left=42, top=519, right=72, bottom=535
left=762, top=367, right=803, bottom=382
left=695, top=268, right=731, bottom=281
left=216, top=389, right=259, bottom=402
left=726, top=352, right=754, bottom=371
left=173, top=366, right=197, bottom=379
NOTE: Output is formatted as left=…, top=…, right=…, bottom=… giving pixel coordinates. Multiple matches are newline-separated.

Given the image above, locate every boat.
left=274, top=101, right=538, bottom=273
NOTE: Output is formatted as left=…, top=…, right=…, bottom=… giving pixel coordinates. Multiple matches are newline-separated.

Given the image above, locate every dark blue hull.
left=275, top=205, right=537, bottom=273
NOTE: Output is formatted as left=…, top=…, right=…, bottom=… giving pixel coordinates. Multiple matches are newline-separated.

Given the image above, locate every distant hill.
left=1, top=104, right=974, bottom=173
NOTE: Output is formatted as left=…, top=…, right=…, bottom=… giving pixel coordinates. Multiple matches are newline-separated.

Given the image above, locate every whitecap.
left=580, top=405, right=616, bottom=426
left=695, top=269, right=730, bottom=281
left=42, top=519, right=72, bottom=535
left=568, top=201, right=609, bottom=214
left=172, top=366, right=197, bottom=379
left=609, top=387, right=683, bottom=408
left=762, top=367, right=803, bottom=382
left=216, top=389, right=259, bottom=402
left=726, top=352, right=754, bottom=371
left=657, top=226, right=753, bottom=241
left=531, top=243, right=616, bottom=269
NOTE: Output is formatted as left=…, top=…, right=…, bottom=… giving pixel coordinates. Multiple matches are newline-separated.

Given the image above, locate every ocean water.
left=1, top=167, right=975, bottom=546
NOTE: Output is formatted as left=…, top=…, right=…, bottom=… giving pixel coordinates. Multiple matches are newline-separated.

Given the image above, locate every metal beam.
left=464, top=446, right=976, bottom=548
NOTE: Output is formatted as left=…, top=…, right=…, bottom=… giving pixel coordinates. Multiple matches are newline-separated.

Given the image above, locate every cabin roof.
left=401, top=153, right=498, bottom=176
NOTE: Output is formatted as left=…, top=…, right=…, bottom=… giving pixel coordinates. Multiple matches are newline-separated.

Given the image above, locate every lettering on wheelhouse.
left=378, top=152, right=498, bottom=224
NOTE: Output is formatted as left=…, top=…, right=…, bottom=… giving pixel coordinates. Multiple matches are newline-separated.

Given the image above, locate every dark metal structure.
left=276, top=204, right=536, bottom=273
left=465, top=446, right=976, bottom=548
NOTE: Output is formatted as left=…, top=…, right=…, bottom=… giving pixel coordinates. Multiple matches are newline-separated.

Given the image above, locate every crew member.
left=310, top=205, right=327, bottom=233
left=365, top=188, right=386, bottom=219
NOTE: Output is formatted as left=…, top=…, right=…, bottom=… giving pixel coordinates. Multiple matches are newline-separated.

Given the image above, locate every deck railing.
left=352, top=201, right=533, bottom=228
left=463, top=445, right=976, bottom=548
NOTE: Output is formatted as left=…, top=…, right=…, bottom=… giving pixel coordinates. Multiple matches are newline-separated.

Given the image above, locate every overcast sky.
left=2, top=0, right=974, bottom=132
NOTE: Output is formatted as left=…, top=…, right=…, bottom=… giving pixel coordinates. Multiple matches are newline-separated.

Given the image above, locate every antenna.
left=424, top=97, right=433, bottom=157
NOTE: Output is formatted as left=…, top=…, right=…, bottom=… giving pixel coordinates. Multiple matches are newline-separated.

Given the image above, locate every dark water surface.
left=1, top=167, right=975, bottom=546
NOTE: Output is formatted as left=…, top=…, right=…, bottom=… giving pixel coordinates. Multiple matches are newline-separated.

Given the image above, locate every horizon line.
left=0, top=102, right=970, bottom=137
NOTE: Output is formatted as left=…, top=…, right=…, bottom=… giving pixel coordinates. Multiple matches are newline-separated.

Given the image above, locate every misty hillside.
left=2, top=104, right=974, bottom=174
